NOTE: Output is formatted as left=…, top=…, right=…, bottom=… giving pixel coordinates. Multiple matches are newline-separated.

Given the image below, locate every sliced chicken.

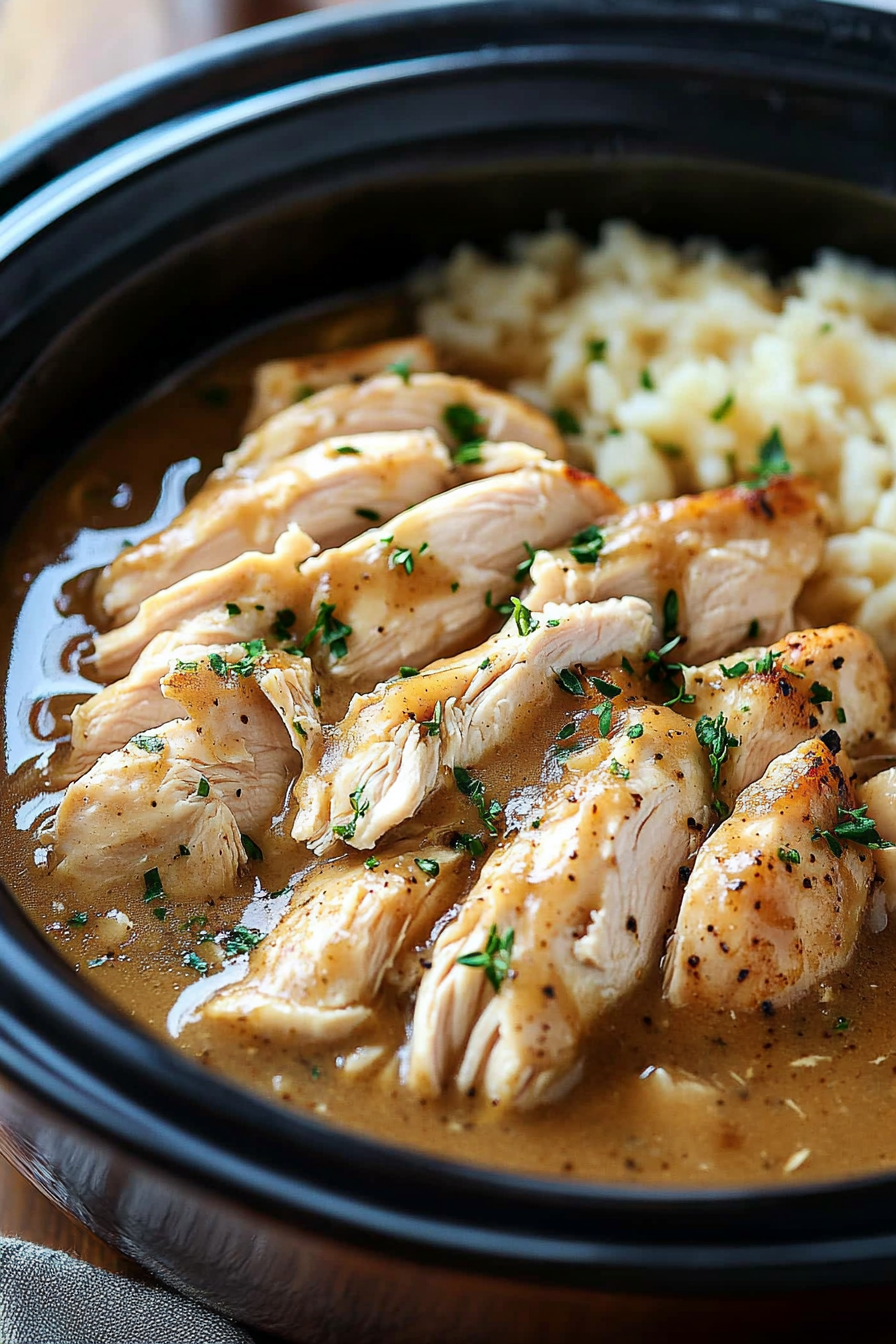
left=857, top=769, right=896, bottom=915
left=204, top=843, right=467, bottom=1042
left=224, top=370, right=566, bottom=476
left=665, top=738, right=873, bottom=1011
left=54, top=646, right=315, bottom=901
left=293, top=597, right=654, bottom=854
left=406, top=704, right=713, bottom=1108
left=525, top=477, right=825, bottom=662
left=72, top=466, right=622, bottom=779
left=679, top=624, right=891, bottom=807
left=95, top=430, right=453, bottom=625
left=244, top=336, right=438, bottom=431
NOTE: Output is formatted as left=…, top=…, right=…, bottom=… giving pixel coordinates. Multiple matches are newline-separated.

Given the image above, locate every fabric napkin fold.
left=0, top=1237, right=256, bottom=1344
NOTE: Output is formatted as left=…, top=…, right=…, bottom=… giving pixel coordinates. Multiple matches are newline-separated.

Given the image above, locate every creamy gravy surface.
left=2, top=294, right=895, bottom=1189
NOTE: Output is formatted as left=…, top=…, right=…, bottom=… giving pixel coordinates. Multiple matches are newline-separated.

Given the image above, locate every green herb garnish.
left=415, top=857, right=441, bottom=877
left=453, top=766, right=502, bottom=836
left=748, top=426, right=791, bottom=487
left=456, top=924, right=514, bottom=993
left=332, top=785, right=369, bottom=841
left=297, top=601, right=352, bottom=661
left=241, top=835, right=264, bottom=862
left=196, top=776, right=210, bottom=798
left=510, top=596, right=539, bottom=637
left=555, top=668, right=585, bottom=696
left=587, top=338, right=608, bottom=361
left=132, top=732, right=165, bottom=753
left=813, top=805, right=894, bottom=857
left=695, top=712, right=739, bottom=791
left=355, top=507, right=381, bottom=522
left=515, top=542, right=536, bottom=583
left=711, top=392, right=735, bottom=422
left=552, top=408, right=581, bottom=435
left=143, top=868, right=164, bottom=903
left=568, top=524, right=604, bottom=565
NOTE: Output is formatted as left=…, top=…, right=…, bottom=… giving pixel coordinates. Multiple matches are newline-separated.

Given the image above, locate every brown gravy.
left=2, top=294, right=895, bottom=1189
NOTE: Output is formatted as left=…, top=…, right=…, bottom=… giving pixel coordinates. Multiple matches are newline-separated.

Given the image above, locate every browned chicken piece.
left=857, top=769, right=896, bottom=915
left=204, top=843, right=467, bottom=1043
left=665, top=738, right=874, bottom=1012
left=525, top=477, right=825, bottom=662
left=679, top=624, right=891, bottom=808
left=222, top=370, right=566, bottom=476
left=244, top=336, right=438, bottom=431
left=95, top=430, right=453, bottom=626
left=406, top=703, right=713, bottom=1109
left=293, top=597, right=654, bottom=855
left=54, top=646, right=314, bottom=901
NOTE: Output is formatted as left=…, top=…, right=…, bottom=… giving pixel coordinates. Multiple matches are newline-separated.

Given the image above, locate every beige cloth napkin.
left=0, top=1237, right=255, bottom=1344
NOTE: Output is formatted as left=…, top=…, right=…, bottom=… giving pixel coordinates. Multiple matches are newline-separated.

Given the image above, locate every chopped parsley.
left=748, top=619, right=760, bottom=640
left=297, top=601, right=352, bottom=661
left=456, top=923, right=514, bottom=993
left=753, top=648, right=782, bottom=675
left=836, top=707, right=847, bottom=724
left=568, top=525, right=604, bottom=565
left=510, top=596, right=538, bottom=637
left=479, top=658, right=490, bottom=670
left=335, top=444, right=361, bottom=455
left=555, top=668, right=585, bottom=696
left=595, top=703, right=612, bottom=737
left=452, top=441, right=484, bottom=465
left=627, top=723, right=644, bottom=739
left=208, top=652, right=228, bottom=677
left=179, top=844, right=191, bottom=856
left=230, top=639, right=268, bottom=677
left=451, top=581, right=460, bottom=593
left=557, top=722, right=577, bottom=740
left=662, top=589, right=679, bottom=641
left=515, top=542, right=536, bottom=583
left=587, top=338, right=608, bottom=361
left=293, top=718, right=307, bottom=739
left=272, top=608, right=296, bottom=641
left=834, top=1016, right=850, bottom=1032
left=720, top=660, right=749, bottom=679
left=225, top=602, right=241, bottom=617
left=813, top=805, right=894, bottom=858
left=415, top=857, right=441, bottom=877
left=640, top=367, right=655, bottom=391
left=241, top=834, right=264, bottom=862
left=452, top=832, right=486, bottom=858
left=608, top=758, right=630, bottom=779
left=293, top=384, right=314, bottom=403
left=67, top=912, right=88, bottom=928
left=364, top=856, right=380, bottom=870
left=132, top=732, right=165, bottom=753
left=444, top=402, right=487, bottom=447
left=387, top=358, right=412, bottom=383
left=621, top=656, right=635, bottom=675
left=695, top=712, right=739, bottom=791
left=180, top=915, right=207, bottom=931
left=711, top=391, right=735, bottom=422
left=552, top=407, right=581, bottom=435
left=778, top=847, right=801, bottom=865
left=421, top=702, right=443, bottom=737
left=484, top=589, right=513, bottom=616
left=183, top=951, right=208, bottom=975
left=333, top=785, right=369, bottom=841
left=656, top=442, right=683, bottom=459
left=748, top=426, right=791, bottom=487
left=174, top=659, right=198, bottom=672
left=153, top=907, right=167, bottom=921
left=143, top=868, right=164, bottom=903
left=546, top=619, right=560, bottom=628
left=390, top=546, right=415, bottom=575
left=809, top=681, right=833, bottom=705
left=400, top=666, right=418, bottom=678
left=453, top=766, right=502, bottom=836
left=355, top=506, right=381, bottom=522
left=591, top=676, right=621, bottom=698
left=224, top=925, right=265, bottom=956
left=196, top=776, right=210, bottom=798
left=643, top=636, right=695, bottom=708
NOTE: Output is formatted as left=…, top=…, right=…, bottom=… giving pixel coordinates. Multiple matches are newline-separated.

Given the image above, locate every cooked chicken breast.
left=293, top=597, right=654, bottom=855
left=857, top=768, right=896, bottom=915
left=679, top=624, right=891, bottom=807
left=224, top=370, right=566, bottom=476
left=665, top=738, right=873, bottom=1011
left=204, top=843, right=467, bottom=1042
left=54, top=646, right=313, bottom=900
left=525, top=477, right=825, bottom=662
left=244, top=336, right=438, bottom=431
left=96, top=430, right=453, bottom=625
left=406, top=704, right=712, bottom=1108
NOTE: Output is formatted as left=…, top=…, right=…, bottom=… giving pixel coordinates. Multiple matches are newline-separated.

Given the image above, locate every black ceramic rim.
left=2, top=0, right=896, bottom=1291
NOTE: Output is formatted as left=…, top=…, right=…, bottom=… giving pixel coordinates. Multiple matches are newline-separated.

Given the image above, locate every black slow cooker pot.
left=2, top=3, right=896, bottom=1340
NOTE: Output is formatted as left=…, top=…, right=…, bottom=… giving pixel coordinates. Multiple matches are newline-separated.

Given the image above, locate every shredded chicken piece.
left=244, top=336, right=438, bottom=431
left=293, top=597, right=654, bottom=854
left=204, top=843, right=467, bottom=1042
left=406, top=704, right=712, bottom=1108
left=96, top=430, right=453, bottom=625
left=224, top=370, right=566, bottom=475
left=665, top=738, right=873, bottom=1011
left=525, top=477, right=825, bottom=661
left=858, top=768, right=896, bottom=915
left=54, top=646, right=314, bottom=899
left=680, top=623, right=891, bottom=806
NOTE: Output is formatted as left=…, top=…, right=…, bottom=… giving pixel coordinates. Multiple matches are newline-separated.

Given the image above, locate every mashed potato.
left=416, top=222, right=896, bottom=666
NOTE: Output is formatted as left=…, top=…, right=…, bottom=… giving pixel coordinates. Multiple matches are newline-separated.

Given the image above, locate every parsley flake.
left=587, top=338, right=608, bottom=361
left=810, top=681, right=833, bottom=705
left=568, top=525, right=604, bottom=565
left=387, top=359, right=412, bottom=383
left=196, top=776, right=210, bottom=798
left=390, top=547, right=415, bottom=575
left=452, top=832, right=486, bottom=858
left=132, top=732, right=165, bottom=753
left=225, top=602, right=241, bottom=617
left=67, top=912, right=88, bottom=928
left=456, top=924, right=514, bottom=993
left=552, top=407, right=581, bottom=436
left=695, top=712, right=739, bottom=790
left=333, top=785, right=369, bottom=841
left=355, top=507, right=381, bottom=522
left=608, top=758, right=630, bottom=779
left=813, top=805, right=894, bottom=857
left=711, top=391, right=735, bottom=422
left=627, top=723, right=644, bottom=739
left=591, top=676, right=621, bottom=698
left=557, top=723, right=577, bottom=740
left=749, top=426, right=791, bottom=487
left=515, top=542, right=536, bottom=583
left=510, top=596, right=539, bottom=637
left=421, top=702, right=443, bottom=737
left=662, top=589, right=679, bottom=641
left=297, top=602, right=352, bottom=661
left=400, top=666, right=418, bottom=678
left=143, top=868, right=164, bottom=903
left=556, top=668, right=585, bottom=696
left=778, top=847, right=801, bottom=865
left=720, top=661, right=749, bottom=679
left=364, top=856, right=380, bottom=870
left=415, top=857, right=441, bottom=877
left=453, top=766, right=502, bottom=836
left=640, top=367, right=655, bottom=391
left=241, top=834, right=264, bottom=862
